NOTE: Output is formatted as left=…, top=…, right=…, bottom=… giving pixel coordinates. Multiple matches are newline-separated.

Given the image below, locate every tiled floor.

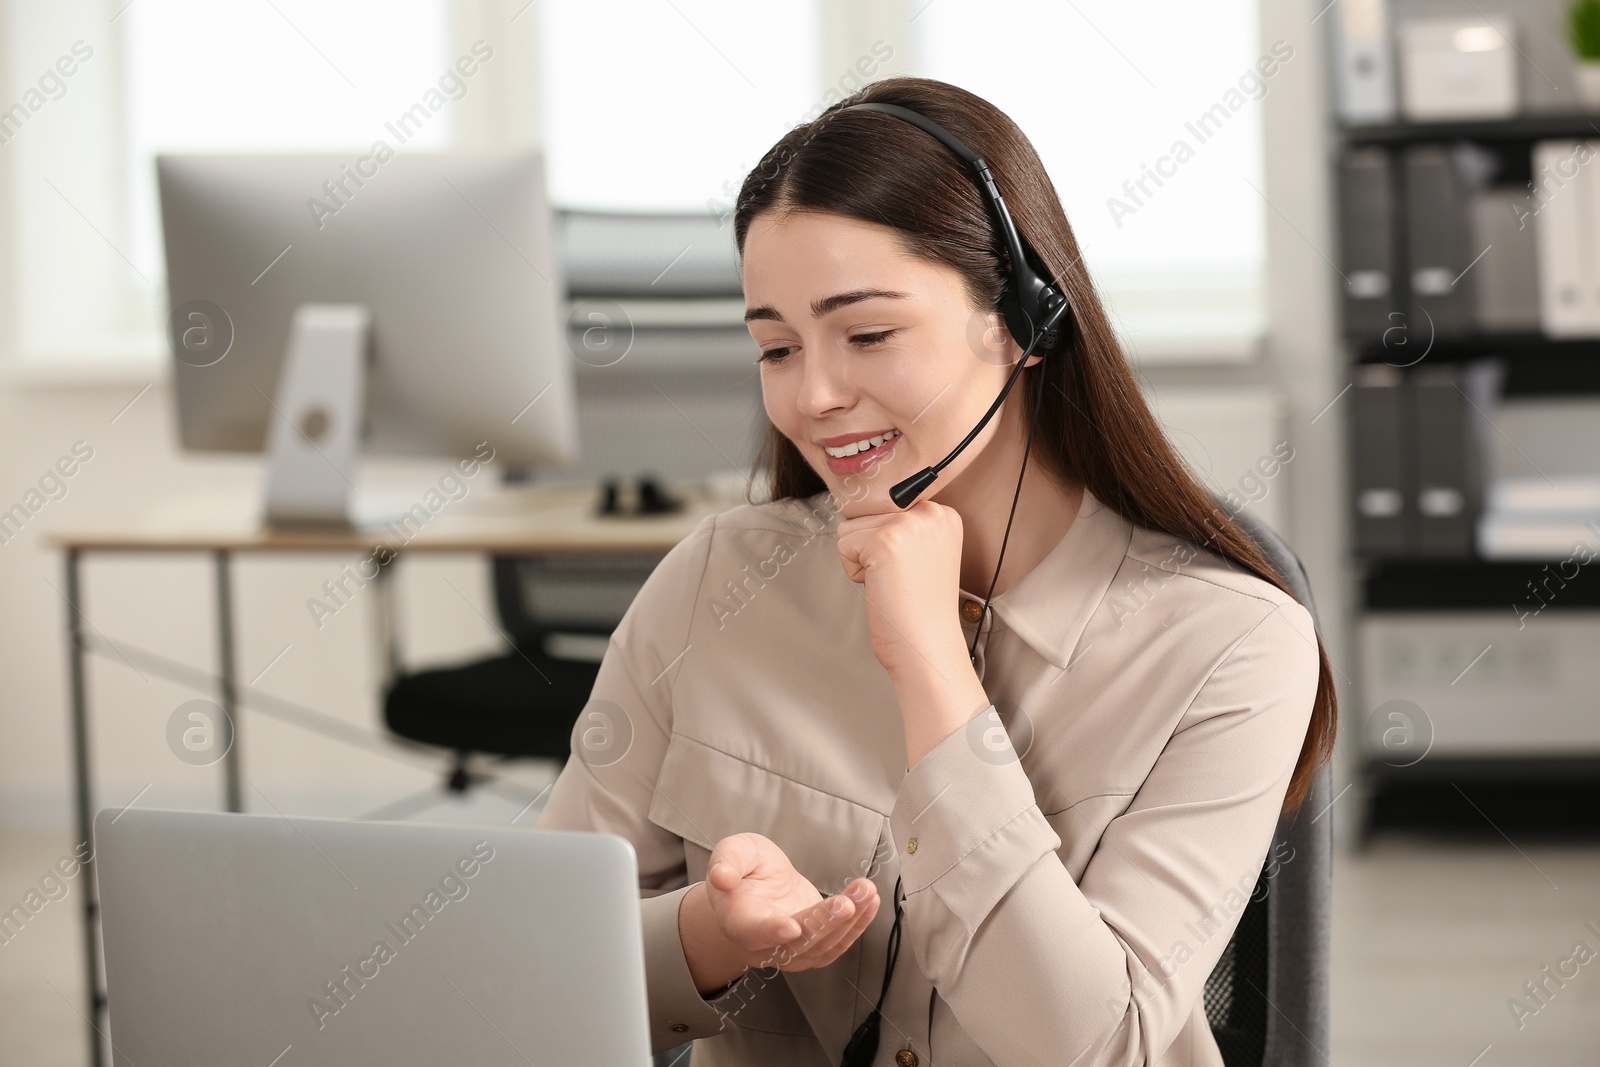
left=2, top=825, right=106, bottom=1067
left=1330, top=832, right=1600, bottom=1067
left=4, top=816, right=1598, bottom=1064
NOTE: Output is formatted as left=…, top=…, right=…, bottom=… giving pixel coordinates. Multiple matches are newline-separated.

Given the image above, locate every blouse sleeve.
left=886, top=599, right=1321, bottom=1067
left=533, top=512, right=747, bottom=1052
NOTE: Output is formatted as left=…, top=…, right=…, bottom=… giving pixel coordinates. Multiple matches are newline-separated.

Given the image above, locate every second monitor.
left=157, top=151, right=579, bottom=527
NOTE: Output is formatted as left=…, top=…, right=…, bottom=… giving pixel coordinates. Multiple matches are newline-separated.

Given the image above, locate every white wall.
left=1259, top=0, right=1355, bottom=844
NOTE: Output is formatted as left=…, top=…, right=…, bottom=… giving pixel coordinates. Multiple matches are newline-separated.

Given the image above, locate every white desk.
left=48, top=480, right=740, bottom=1067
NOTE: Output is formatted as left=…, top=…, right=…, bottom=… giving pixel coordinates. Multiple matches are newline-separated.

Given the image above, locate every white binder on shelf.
left=1534, top=140, right=1600, bottom=337
left=1334, top=0, right=1398, bottom=125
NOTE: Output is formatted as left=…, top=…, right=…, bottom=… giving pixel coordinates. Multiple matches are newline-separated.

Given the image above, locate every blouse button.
left=906, top=837, right=918, bottom=854
left=960, top=599, right=984, bottom=624
left=669, top=1023, right=688, bottom=1033
left=896, top=1049, right=920, bottom=1067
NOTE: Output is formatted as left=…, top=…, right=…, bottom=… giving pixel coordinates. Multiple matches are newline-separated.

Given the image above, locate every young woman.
left=536, top=76, right=1336, bottom=1067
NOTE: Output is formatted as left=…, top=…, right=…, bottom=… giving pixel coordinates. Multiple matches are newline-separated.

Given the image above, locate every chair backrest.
left=1199, top=496, right=1332, bottom=1067
left=492, top=553, right=664, bottom=654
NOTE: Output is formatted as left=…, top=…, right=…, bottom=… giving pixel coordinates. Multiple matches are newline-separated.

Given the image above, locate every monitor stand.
left=262, top=303, right=370, bottom=531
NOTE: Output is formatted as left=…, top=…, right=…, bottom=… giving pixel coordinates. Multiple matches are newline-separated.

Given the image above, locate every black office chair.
left=1198, top=494, right=1332, bottom=1067
left=383, top=551, right=663, bottom=800
left=654, top=493, right=1332, bottom=1067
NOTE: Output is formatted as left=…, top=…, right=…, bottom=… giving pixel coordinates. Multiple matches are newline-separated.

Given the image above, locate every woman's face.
left=743, top=209, right=1040, bottom=518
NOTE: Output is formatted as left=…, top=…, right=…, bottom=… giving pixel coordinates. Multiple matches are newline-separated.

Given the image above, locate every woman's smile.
left=822, top=428, right=902, bottom=476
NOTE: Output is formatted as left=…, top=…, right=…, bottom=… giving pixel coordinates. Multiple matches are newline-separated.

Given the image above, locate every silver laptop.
left=92, top=807, right=653, bottom=1066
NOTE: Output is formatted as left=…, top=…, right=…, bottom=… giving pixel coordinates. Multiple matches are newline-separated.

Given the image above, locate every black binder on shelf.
left=1338, top=147, right=1401, bottom=343
left=1410, top=367, right=1474, bottom=557
left=1408, top=359, right=1503, bottom=559
left=1401, top=145, right=1486, bottom=338
left=1350, top=365, right=1411, bottom=556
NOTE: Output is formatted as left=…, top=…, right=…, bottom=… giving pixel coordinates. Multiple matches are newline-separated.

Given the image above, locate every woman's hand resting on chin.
left=836, top=498, right=972, bottom=682
left=834, top=496, right=995, bottom=770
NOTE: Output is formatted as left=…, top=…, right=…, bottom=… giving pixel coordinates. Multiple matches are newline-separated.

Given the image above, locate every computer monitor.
left=156, top=151, right=579, bottom=527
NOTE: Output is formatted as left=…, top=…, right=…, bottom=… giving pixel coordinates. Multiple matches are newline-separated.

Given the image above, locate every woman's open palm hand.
left=704, top=832, right=881, bottom=973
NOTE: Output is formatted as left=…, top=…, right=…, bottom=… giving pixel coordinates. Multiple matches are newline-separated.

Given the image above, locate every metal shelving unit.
left=1334, top=110, right=1600, bottom=841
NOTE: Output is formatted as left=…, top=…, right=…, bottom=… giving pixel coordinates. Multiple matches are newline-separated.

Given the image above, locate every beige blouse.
left=534, top=484, right=1320, bottom=1067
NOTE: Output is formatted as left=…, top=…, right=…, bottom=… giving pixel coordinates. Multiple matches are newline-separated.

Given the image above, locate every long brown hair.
left=732, top=76, right=1335, bottom=817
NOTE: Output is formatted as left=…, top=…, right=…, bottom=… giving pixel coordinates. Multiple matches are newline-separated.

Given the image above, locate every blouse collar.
left=958, top=486, right=1133, bottom=671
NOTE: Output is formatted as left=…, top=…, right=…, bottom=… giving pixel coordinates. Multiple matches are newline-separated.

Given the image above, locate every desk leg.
left=64, top=549, right=107, bottom=1067
left=370, top=554, right=400, bottom=695
left=216, top=551, right=242, bottom=813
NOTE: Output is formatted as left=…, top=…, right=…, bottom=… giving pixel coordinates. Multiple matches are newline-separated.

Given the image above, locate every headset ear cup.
left=1040, top=290, right=1071, bottom=355
left=998, top=292, right=1033, bottom=355
left=1002, top=293, right=1063, bottom=357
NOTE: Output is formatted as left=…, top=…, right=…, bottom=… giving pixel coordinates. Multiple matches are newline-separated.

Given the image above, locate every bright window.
left=122, top=0, right=453, bottom=285
left=533, top=0, right=823, bottom=212
left=914, top=0, right=1269, bottom=355
left=4, top=0, right=1262, bottom=367
left=7, top=0, right=451, bottom=364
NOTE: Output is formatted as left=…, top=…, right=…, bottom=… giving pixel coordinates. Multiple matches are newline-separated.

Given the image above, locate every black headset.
left=831, top=100, right=1074, bottom=1067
